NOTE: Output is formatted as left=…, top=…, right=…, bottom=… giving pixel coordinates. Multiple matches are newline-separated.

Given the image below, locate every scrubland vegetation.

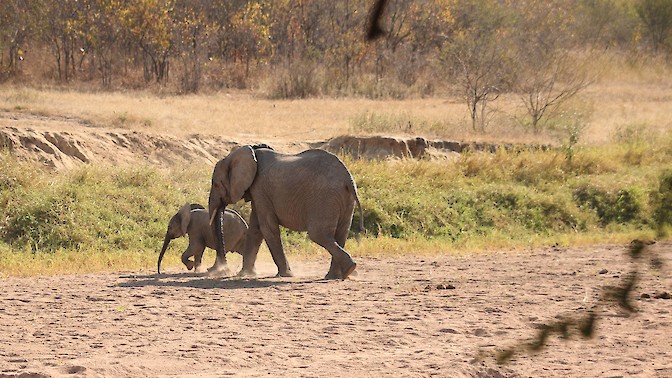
left=1, top=0, right=672, bottom=275
left=1, top=134, right=670, bottom=276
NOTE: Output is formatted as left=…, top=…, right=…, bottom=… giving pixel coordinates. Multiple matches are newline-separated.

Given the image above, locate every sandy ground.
left=1, top=242, right=671, bottom=377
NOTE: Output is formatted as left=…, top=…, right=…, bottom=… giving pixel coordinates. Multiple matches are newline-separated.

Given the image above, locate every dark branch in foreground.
left=487, top=239, right=664, bottom=364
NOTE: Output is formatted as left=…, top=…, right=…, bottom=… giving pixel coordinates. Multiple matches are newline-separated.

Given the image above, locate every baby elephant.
left=157, top=203, right=247, bottom=274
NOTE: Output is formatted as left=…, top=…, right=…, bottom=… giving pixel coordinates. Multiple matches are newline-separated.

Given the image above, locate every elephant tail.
left=356, top=195, right=364, bottom=234
left=349, top=178, right=365, bottom=238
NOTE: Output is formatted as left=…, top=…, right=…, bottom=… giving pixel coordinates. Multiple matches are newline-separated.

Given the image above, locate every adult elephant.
left=208, top=145, right=363, bottom=279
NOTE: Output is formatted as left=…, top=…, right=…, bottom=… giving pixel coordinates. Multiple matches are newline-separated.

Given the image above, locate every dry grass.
left=2, top=58, right=671, bottom=147
left=2, top=88, right=459, bottom=141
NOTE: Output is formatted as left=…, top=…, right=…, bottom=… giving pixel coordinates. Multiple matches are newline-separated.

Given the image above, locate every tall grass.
left=2, top=133, right=670, bottom=276
left=348, top=140, right=668, bottom=246
left=0, top=155, right=208, bottom=276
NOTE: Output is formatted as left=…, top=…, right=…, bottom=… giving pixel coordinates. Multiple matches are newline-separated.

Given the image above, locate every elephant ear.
left=227, top=146, right=258, bottom=204
left=178, top=203, right=192, bottom=235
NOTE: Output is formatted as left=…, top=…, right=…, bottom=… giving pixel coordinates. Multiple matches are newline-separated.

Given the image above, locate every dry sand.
left=1, top=242, right=671, bottom=377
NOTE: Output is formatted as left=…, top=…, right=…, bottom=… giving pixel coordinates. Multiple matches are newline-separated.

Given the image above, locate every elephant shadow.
left=116, top=272, right=329, bottom=290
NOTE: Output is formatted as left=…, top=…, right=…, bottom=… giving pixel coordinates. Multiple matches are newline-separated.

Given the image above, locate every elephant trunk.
left=208, top=190, right=222, bottom=227
left=208, top=192, right=227, bottom=265
left=157, top=234, right=172, bottom=274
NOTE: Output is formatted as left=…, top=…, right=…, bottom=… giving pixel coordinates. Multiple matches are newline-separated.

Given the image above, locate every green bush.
left=0, top=158, right=201, bottom=253
left=573, top=186, right=644, bottom=226
left=3, top=190, right=81, bottom=252
left=352, top=157, right=591, bottom=243
left=652, top=170, right=672, bottom=235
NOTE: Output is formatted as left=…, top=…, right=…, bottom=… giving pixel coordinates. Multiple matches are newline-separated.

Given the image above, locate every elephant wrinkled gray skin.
left=208, top=145, right=364, bottom=280
left=157, top=203, right=248, bottom=274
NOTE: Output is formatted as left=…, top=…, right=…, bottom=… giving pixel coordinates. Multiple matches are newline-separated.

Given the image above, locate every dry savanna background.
left=1, top=1, right=672, bottom=377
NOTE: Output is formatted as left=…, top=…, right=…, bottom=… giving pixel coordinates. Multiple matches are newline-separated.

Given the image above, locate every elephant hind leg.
left=335, top=216, right=350, bottom=248
left=308, top=230, right=356, bottom=280
left=332, top=215, right=356, bottom=278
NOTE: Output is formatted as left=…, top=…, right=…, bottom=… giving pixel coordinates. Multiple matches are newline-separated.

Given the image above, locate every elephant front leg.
left=181, top=247, right=197, bottom=271
left=260, top=222, right=293, bottom=278
left=184, top=244, right=216, bottom=274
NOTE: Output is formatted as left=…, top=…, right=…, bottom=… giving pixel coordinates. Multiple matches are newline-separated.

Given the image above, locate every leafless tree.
left=440, top=0, right=514, bottom=132
left=511, top=2, right=593, bottom=133
left=515, top=53, right=592, bottom=133
left=452, top=38, right=506, bottom=132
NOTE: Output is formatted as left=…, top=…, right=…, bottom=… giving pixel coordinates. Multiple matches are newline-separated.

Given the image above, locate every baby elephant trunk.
left=157, top=234, right=172, bottom=274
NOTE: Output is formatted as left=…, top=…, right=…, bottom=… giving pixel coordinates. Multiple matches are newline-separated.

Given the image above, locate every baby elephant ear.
left=178, top=203, right=192, bottom=235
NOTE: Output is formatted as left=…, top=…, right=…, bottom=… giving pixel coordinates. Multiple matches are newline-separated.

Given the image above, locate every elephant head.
left=208, top=146, right=257, bottom=224
left=157, top=203, right=199, bottom=274
left=208, top=146, right=257, bottom=264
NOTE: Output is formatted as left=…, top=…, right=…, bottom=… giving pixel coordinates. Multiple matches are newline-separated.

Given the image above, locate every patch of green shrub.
left=573, top=186, right=644, bottom=226
left=0, top=137, right=669, bottom=276
left=0, top=157, right=206, bottom=253
left=4, top=189, right=79, bottom=252
left=652, top=170, right=672, bottom=235
left=351, top=157, right=594, bottom=244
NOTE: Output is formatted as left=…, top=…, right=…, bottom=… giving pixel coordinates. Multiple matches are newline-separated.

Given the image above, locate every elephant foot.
left=237, top=268, right=257, bottom=278
left=324, top=272, right=340, bottom=280
left=342, top=261, right=357, bottom=280
left=325, top=259, right=357, bottom=280
left=275, top=270, right=294, bottom=278
left=207, top=264, right=232, bottom=277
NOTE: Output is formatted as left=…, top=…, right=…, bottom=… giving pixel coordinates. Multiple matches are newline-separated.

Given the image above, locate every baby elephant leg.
left=181, top=249, right=195, bottom=270
left=181, top=244, right=204, bottom=271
